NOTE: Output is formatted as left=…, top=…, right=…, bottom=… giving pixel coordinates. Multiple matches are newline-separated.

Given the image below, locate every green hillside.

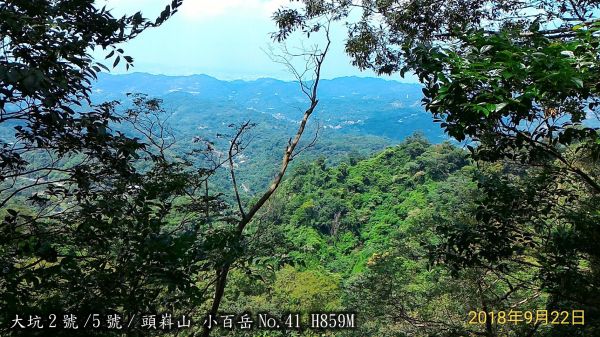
left=215, top=135, right=598, bottom=337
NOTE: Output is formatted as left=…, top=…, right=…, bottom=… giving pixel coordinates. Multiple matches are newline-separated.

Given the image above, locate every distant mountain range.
left=0, top=73, right=449, bottom=195
left=88, top=72, right=449, bottom=193
left=93, top=73, right=423, bottom=101
left=92, top=73, right=445, bottom=142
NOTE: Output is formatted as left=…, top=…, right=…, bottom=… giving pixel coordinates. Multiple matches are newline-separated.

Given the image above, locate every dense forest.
left=1, top=0, right=599, bottom=337
left=218, top=134, right=599, bottom=336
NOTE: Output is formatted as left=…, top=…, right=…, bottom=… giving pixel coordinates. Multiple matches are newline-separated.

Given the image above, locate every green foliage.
left=0, top=96, right=229, bottom=336
left=1, top=0, right=182, bottom=208
left=228, top=136, right=478, bottom=336
left=223, top=135, right=599, bottom=336
left=435, top=161, right=600, bottom=333
left=0, top=2, right=242, bottom=332
left=273, top=2, right=600, bottom=335
left=411, top=26, right=600, bottom=172
left=271, top=266, right=342, bottom=313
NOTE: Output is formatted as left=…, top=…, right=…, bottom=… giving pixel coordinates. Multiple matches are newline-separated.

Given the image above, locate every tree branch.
left=200, top=18, right=332, bottom=337
left=228, top=121, right=252, bottom=219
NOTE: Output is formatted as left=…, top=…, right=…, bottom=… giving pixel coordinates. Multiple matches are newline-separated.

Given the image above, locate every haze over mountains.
left=0, top=73, right=449, bottom=194
left=86, top=73, right=449, bottom=194
left=92, top=73, right=445, bottom=143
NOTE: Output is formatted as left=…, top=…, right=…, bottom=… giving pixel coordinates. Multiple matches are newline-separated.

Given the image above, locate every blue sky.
left=95, top=0, right=418, bottom=82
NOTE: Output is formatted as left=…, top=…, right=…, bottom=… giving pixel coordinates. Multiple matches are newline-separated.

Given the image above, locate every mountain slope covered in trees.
left=218, top=135, right=598, bottom=337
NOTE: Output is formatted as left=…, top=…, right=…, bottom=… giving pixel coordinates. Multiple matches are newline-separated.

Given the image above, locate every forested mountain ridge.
left=92, top=73, right=423, bottom=102
left=218, top=135, right=477, bottom=334
left=219, top=135, right=598, bottom=337
left=0, top=73, right=445, bottom=198
left=86, top=73, right=447, bottom=196
left=91, top=73, right=442, bottom=143
left=260, top=134, right=470, bottom=275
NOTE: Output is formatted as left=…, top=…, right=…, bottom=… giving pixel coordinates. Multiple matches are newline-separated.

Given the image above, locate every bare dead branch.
left=238, top=22, right=331, bottom=233
left=200, top=17, right=333, bottom=337
left=291, top=120, right=322, bottom=160
left=228, top=121, right=252, bottom=219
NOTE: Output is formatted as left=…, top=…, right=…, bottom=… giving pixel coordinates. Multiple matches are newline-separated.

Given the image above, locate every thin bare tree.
left=199, top=21, right=332, bottom=337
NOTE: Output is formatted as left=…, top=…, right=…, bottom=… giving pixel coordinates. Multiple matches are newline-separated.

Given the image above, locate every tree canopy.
left=273, top=1, right=600, bottom=335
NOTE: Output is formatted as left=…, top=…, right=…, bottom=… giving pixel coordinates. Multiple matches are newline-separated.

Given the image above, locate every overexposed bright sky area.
left=94, top=0, right=418, bottom=82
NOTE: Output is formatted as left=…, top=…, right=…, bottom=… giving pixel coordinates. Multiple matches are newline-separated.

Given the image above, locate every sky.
left=95, top=0, right=417, bottom=82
